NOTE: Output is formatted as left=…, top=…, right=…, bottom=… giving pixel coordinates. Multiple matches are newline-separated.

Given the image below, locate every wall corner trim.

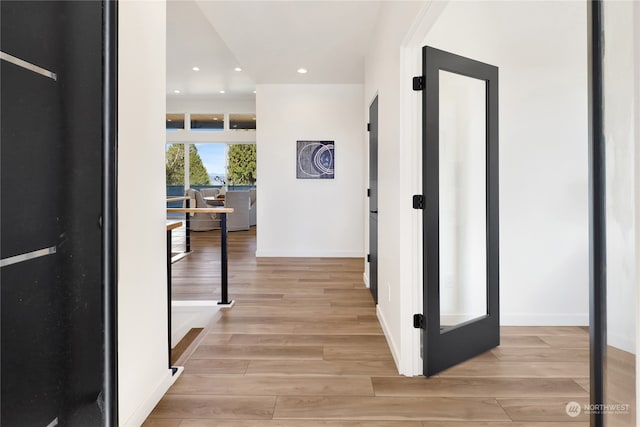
left=121, top=367, right=183, bottom=427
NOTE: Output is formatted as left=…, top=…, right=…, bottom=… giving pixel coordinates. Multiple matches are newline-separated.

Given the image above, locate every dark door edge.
left=103, top=1, right=119, bottom=425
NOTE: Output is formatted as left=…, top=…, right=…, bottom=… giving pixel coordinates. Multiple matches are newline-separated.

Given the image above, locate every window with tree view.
left=166, top=143, right=256, bottom=201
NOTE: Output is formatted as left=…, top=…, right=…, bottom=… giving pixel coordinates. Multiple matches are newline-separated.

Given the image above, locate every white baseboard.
left=376, top=306, right=400, bottom=373
left=363, top=272, right=370, bottom=288
left=122, top=366, right=183, bottom=427
left=255, top=250, right=364, bottom=258
left=501, top=313, right=589, bottom=326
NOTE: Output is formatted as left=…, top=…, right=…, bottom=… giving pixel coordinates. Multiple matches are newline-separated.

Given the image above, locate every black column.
left=588, top=1, right=606, bottom=426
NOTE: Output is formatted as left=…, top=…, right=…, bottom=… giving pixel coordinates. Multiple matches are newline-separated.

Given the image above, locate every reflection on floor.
left=145, top=227, right=632, bottom=425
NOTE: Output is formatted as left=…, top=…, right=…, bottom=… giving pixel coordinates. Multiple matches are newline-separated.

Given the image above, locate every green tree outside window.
left=165, top=144, right=211, bottom=185
left=227, top=144, right=256, bottom=185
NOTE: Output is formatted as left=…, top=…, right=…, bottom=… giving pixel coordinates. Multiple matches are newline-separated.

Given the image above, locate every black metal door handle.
left=370, top=210, right=378, bottom=214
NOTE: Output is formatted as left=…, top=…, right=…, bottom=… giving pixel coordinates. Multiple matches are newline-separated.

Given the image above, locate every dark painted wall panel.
left=57, top=2, right=106, bottom=424
left=1, top=1, right=106, bottom=425
left=0, top=63, right=64, bottom=258
left=0, top=1, right=69, bottom=77
left=1, top=256, right=64, bottom=426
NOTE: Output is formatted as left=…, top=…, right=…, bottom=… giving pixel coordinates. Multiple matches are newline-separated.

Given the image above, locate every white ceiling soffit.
left=167, top=0, right=257, bottom=97
left=195, top=1, right=383, bottom=84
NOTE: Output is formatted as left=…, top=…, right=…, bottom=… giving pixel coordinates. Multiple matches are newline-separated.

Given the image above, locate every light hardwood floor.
left=147, top=227, right=626, bottom=426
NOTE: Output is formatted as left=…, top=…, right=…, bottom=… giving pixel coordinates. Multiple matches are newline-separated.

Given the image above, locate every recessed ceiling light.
left=173, top=90, right=181, bottom=94
left=253, top=90, right=256, bottom=94
left=219, top=90, right=225, bottom=94
left=297, top=68, right=308, bottom=74
left=167, top=119, right=172, bottom=122
left=192, top=66, right=200, bottom=71
left=234, top=67, right=242, bottom=72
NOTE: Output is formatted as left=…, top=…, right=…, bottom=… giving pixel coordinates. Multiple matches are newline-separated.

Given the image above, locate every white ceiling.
left=166, top=1, right=382, bottom=98
left=167, top=0, right=257, bottom=98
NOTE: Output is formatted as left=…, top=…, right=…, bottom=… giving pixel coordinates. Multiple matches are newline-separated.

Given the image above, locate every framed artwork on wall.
left=296, top=140, right=335, bottom=179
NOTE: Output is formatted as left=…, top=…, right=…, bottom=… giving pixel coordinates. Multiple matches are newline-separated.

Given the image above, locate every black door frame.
left=421, top=46, right=499, bottom=377
left=588, top=1, right=605, bottom=426
left=103, top=0, right=119, bottom=424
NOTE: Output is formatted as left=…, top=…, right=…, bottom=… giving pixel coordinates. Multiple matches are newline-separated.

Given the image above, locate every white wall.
left=167, top=95, right=255, bottom=115
left=118, top=1, right=175, bottom=425
left=422, top=1, right=589, bottom=327
left=256, top=84, right=365, bottom=257
left=635, top=0, right=640, bottom=414
left=364, top=2, right=426, bottom=371
left=366, top=1, right=589, bottom=374
left=604, top=0, right=637, bottom=355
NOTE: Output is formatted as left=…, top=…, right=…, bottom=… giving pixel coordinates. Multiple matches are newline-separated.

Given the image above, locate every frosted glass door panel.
left=438, top=70, right=487, bottom=330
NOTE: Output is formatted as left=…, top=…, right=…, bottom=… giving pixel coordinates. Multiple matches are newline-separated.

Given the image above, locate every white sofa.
left=249, top=189, right=257, bottom=227
left=224, top=191, right=251, bottom=231
left=184, top=188, right=220, bottom=231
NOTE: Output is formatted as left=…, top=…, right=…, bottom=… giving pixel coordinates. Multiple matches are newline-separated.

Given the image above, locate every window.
left=191, top=113, right=224, bottom=131
left=166, top=113, right=185, bottom=130
left=229, top=113, right=256, bottom=130
left=192, top=144, right=227, bottom=186
left=166, top=143, right=256, bottom=202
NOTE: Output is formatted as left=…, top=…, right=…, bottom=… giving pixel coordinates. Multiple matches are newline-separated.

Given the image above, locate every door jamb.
left=397, top=1, right=448, bottom=375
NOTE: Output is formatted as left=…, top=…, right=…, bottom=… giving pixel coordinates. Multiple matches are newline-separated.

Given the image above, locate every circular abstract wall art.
left=296, top=140, right=335, bottom=179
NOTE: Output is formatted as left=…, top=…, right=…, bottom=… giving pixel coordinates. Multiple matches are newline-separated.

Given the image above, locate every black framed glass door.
left=421, top=46, right=499, bottom=376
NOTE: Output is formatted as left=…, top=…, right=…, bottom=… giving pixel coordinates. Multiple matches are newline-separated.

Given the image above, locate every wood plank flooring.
left=146, top=227, right=627, bottom=426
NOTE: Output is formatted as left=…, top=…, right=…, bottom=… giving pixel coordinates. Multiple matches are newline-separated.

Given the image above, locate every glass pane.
left=438, top=70, right=487, bottom=331
left=229, top=113, right=256, bottom=130
left=603, top=1, right=636, bottom=425
left=191, top=113, right=224, bottom=131
left=192, top=143, right=227, bottom=188
left=166, top=113, right=184, bottom=130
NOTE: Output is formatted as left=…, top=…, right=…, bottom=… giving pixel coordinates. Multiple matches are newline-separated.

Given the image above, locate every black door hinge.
left=367, top=254, right=371, bottom=262
left=412, top=76, right=424, bottom=91
left=413, top=314, right=425, bottom=329
left=367, top=123, right=371, bottom=131
left=412, top=194, right=424, bottom=210
left=367, top=188, right=371, bottom=197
